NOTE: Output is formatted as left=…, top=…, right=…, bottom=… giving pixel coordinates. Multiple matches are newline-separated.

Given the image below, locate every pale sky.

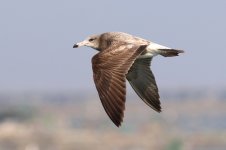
left=0, top=0, right=225, bottom=91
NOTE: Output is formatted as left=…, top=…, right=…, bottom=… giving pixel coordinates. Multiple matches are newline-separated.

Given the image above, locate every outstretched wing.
left=92, top=44, right=147, bottom=127
left=126, top=58, right=161, bottom=112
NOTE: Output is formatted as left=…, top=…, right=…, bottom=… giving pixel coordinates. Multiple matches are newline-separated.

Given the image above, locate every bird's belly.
left=138, top=51, right=156, bottom=58
left=138, top=48, right=159, bottom=59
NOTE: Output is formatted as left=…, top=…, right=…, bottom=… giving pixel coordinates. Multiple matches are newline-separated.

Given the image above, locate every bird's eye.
left=89, top=38, right=94, bottom=42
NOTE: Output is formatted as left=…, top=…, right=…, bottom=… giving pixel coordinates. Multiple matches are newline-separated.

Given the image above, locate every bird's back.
left=101, top=32, right=150, bottom=46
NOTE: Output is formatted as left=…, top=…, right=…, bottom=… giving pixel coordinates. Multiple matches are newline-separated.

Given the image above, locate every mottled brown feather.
left=92, top=44, right=147, bottom=127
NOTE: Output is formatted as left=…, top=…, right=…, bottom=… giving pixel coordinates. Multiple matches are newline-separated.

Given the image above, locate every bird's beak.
left=73, top=40, right=88, bottom=48
left=73, top=44, right=78, bottom=48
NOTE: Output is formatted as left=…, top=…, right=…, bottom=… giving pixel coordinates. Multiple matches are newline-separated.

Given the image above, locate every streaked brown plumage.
left=73, top=32, right=184, bottom=127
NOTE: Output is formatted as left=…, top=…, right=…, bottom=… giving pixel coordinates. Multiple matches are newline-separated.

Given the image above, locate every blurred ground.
left=0, top=89, right=226, bottom=150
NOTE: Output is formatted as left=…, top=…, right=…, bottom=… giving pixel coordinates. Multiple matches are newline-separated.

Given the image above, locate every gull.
left=73, top=32, right=184, bottom=127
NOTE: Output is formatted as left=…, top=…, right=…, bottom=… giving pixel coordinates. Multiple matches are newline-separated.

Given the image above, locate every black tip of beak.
left=73, top=44, right=78, bottom=48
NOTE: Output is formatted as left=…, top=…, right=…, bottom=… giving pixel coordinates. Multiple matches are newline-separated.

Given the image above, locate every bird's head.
left=73, top=34, right=100, bottom=50
left=73, top=32, right=126, bottom=51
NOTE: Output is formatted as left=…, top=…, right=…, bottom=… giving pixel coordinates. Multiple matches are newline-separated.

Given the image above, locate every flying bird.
left=73, top=32, right=184, bottom=127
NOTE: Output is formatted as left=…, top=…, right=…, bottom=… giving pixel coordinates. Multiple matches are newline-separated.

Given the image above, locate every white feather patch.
left=138, top=42, right=171, bottom=58
left=147, top=42, right=171, bottom=50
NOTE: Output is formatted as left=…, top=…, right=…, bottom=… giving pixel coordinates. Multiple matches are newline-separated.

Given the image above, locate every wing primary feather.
left=126, top=58, right=161, bottom=112
left=92, top=44, right=147, bottom=126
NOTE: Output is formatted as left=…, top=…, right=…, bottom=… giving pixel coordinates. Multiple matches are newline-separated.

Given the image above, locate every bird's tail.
left=158, top=49, right=184, bottom=57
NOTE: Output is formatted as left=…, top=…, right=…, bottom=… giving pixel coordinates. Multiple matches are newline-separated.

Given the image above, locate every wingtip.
left=157, top=108, right=162, bottom=113
left=113, top=121, right=122, bottom=127
left=116, top=123, right=121, bottom=128
left=151, top=102, right=162, bottom=113
left=116, top=118, right=123, bottom=127
left=153, top=105, right=162, bottom=113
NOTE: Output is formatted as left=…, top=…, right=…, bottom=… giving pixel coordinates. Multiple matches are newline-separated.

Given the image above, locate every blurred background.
left=0, top=0, right=226, bottom=150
